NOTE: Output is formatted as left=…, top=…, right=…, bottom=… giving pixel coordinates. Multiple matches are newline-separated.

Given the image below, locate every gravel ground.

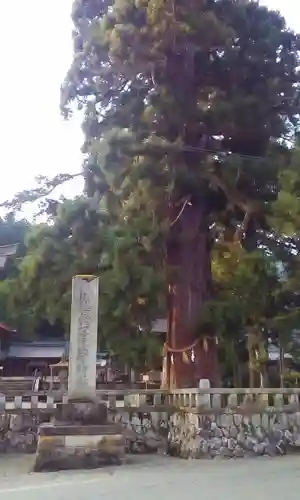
left=0, top=454, right=299, bottom=500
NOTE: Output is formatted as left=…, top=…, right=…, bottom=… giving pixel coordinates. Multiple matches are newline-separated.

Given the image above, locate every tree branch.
left=209, top=172, right=252, bottom=214
left=0, top=172, right=83, bottom=211
left=234, top=211, right=251, bottom=244
left=208, top=172, right=256, bottom=244
left=170, top=196, right=191, bottom=227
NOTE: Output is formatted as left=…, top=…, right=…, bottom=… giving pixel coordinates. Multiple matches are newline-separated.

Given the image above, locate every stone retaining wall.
left=0, top=411, right=52, bottom=453
left=2, top=403, right=300, bottom=459
left=168, top=410, right=300, bottom=459
left=0, top=410, right=169, bottom=454
left=111, top=410, right=168, bottom=453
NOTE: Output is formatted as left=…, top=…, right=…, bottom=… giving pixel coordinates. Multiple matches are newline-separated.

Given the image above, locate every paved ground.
left=0, top=454, right=299, bottom=500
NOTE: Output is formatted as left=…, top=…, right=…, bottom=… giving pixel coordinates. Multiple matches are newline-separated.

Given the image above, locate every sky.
left=0, top=0, right=83, bottom=215
left=0, top=1, right=298, bottom=216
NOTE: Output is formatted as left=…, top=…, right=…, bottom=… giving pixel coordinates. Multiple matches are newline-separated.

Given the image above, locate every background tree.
left=8, top=197, right=165, bottom=367
left=0, top=214, right=31, bottom=330
left=207, top=243, right=300, bottom=387
left=202, top=142, right=300, bottom=388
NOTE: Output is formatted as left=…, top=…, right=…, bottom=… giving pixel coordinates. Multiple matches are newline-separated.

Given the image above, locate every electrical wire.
left=174, top=144, right=265, bottom=161
left=144, top=142, right=267, bottom=162
left=139, top=139, right=274, bottom=162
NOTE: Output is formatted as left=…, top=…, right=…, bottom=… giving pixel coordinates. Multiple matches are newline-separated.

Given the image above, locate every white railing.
left=166, top=387, right=300, bottom=411
left=1, top=387, right=300, bottom=412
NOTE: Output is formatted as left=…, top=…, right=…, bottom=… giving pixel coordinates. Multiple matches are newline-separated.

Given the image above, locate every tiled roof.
left=0, top=323, right=16, bottom=333
left=0, top=244, right=18, bottom=257
left=7, top=344, right=65, bottom=359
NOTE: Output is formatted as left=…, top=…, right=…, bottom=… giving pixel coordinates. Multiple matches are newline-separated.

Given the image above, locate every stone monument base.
left=33, top=424, right=125, bottom=472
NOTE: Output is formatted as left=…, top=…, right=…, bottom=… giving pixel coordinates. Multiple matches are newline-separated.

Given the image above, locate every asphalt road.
left=0, top=454, right=299, bottom=500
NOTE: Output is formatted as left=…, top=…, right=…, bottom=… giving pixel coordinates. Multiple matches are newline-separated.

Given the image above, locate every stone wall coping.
left=177, top=405, right=300, bottom=415
left=39, top=424, right=124, bottom=436
left=167, top=388, right=300, bottom=395
left=97, top=388, right=300, bottom=395
left=4, top=388, right=300, bottom=399
left=2, top=388, right=300, bottom=415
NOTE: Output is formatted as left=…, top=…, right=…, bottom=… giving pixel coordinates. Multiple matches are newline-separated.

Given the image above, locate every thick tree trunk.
left=167, top=200, right=219, bottom=388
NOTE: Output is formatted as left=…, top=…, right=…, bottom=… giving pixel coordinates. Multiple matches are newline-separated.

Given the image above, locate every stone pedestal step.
left=34, top=422, right=125, bottom=472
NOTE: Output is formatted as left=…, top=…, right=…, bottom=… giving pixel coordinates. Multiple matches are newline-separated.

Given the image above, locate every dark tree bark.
left=167, top=200, right=219, bottom=388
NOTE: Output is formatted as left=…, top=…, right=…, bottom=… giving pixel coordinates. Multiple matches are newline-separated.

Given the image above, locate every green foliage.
left=62, top=0, right=300, bottom=206
left=6, top=197, right=165, bottom=366
left=208, top=241, right=300, bottom=333
left=0, top=214, right=32, bottom=330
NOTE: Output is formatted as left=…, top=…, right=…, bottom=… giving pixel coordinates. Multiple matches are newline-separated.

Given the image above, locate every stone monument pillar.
left=68, top=275, right=99, bottom=400
left=34, top=275, right=125, bottom=472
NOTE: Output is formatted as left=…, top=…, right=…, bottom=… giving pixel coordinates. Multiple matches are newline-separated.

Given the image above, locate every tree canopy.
left=60, top=0, right=300, bottom=386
